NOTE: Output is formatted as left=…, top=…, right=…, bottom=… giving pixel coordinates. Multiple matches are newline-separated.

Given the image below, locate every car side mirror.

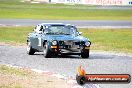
left=79, top=32, right=82, bottom=35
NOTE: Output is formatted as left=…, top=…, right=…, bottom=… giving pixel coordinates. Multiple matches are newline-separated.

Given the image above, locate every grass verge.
left=79, top=29, right=132, bottom=53
left=0, top=64, right=69, bottom=88
left=0, top=65, right=30, bottom=76
left=0, top=0, right=132, bottom=20
left=0, top=26, right=132, bottom=53
left=0, top=26, right=33, bottom=44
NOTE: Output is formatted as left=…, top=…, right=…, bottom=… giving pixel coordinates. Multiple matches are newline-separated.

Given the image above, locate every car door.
left=31, top=25, right=43, bottom=51
left=35, top=32, right=43, bottom=51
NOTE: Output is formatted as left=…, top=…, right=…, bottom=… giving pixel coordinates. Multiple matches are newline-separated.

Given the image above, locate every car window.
left=45, top=25, right=77, bottom=35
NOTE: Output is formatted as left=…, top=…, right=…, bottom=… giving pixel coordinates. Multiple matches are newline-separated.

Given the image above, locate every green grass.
left=79, top=29, right=132, bottom=53
left=0, top=65, right=30, bottom=76
left=0, top=26, right=33, bottom=44
left=0, top=26, right=132, bottom=53
left=0, top=85, right=22, bottom=88
left=0, top=0, right=132, bottom=20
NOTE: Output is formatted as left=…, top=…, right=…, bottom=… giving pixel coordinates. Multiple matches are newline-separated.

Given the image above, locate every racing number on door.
left=38, top=37, right=41, bottom=46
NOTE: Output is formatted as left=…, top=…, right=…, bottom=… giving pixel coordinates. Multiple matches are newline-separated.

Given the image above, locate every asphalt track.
left=0, top=19, right=132, bottom=28
left=0, top=45, right=132, bottom=88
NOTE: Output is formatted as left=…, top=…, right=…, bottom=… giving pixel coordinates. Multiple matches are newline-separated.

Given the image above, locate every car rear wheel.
left=27, top=41, right=35, bottom=55
left=43, top=42, right=51, bottom=58
left=81, top=49, right=89, bottom=58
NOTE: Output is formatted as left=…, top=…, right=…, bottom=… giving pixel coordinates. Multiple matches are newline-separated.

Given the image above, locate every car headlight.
left=52, top=40, right=57, bottom=45
left=85, top=41, right=90, bottom=46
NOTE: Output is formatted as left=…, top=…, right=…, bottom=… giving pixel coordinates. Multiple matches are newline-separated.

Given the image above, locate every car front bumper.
left=50, top=45, right=90, bottom=55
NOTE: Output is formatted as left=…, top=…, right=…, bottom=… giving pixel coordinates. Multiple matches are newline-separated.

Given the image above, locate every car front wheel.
left=43, top=42, right=51, bottom=58
left=81, top=49, right=89, bottom=58
left=27, top=41, right=35, bottom=55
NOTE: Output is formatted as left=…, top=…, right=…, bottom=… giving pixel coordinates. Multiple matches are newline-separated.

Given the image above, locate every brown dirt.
left=0, top=69, right=70, bottom=88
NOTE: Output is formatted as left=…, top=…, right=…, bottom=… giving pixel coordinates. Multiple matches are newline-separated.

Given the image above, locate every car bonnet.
left=43, top=35, right=88, bottom=41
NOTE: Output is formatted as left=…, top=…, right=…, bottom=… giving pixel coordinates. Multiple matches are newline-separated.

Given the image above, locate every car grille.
left=64, top=41, right=73, bottom=45
left=58, top=41, right=85, bottom=46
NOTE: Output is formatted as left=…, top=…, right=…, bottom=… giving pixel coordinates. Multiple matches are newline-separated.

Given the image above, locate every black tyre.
left=27, top=41, right=35, bottom=55
left=81, top=49, right=89, bottom=58
left=76, top=75, right=86, bottom=85
left=43, top=42, right=51, bottom=58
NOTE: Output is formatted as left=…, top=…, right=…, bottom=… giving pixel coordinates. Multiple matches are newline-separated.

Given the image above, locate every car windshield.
left=44, top=25, right=78, bottom=35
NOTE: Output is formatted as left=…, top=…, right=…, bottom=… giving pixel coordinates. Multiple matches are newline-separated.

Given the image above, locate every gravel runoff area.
left=0, top=44, right=132, bottom=88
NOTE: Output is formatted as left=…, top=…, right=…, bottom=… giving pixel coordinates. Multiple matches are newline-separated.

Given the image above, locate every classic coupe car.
left=27, top=23, right=91, bottom=58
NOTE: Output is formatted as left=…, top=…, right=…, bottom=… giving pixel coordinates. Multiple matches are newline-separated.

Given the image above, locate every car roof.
left=39, top=23, right=75, bottom=26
